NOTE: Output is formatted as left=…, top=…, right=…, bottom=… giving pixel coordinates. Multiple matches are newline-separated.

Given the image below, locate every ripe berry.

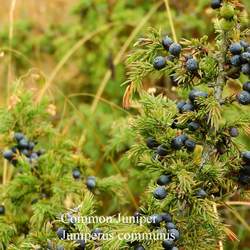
left=133, top=211, right=142, bottom=224
left=91, top=228, right=103, bottom=237
left=65, top=213, right=76, bottom=227
left=11, top=147, right=18, bottom=153
left=240, top=40, right=249, bottom=50
left=241, top=63, right=250, bottom=75
left=75, top=240, right=85, bottom=250
left=229, top=43, right=242, bottom=55
left=171, top=135, right=187, bottom=150
left=14, top=132, right=24, bottom=142
left=243, top=82, right=250, bottom=92
left=86, top=177, right=96, bottom=190
left=179, top=134, right=188, bottom=141
left=240, top=164, right=250, bottom=176
left=162, top=36, right=173, bottom=50
left=30, top=152, right=39, bottom=161
left=18, top=138, right=29, bottom=149
left=21, top=149, right=30, bottom=157
left=240, top=165, right=250, bottom=175
left=146, top=137, right=159, bottom=149
left=238, top=174, right=250, bottom=185
left=3, top=150, right=14, bottom=161
left=161, top=213, right=172, bottom=223
left=56, top=227, right=68, bottom=240
left=162, top=239, right=174, bottom=250
left=176, top=101, right=186, bottom=111
left=180, top=103, right=194, bottom=113
left=189, top=89, right=208, bottom=103
left=153, top=187, right=167, bottom=200
left=166, top=222, right=177, bottom=230
left=156, top=144, right=168, bottom=156
left=135, top=245, right=145, bottom=250
left=211, top=0, right=222, bottom=9
left=230, top=55, right=241, bottom=66
left=169, top=43, right=182, bottom=57
left=186, top=58, right=198, bottom=72
left=150, top=214, right=163, bottom=226
left=242, top=151, right=250, bottom=163
left=241, top=52, right=250, bottom=63
left=28, top=141, right=35, bottom=150
left=157, top=175, right=171, bottom=186
left=153, top=56, right=166, bottom=70
left=72, top=169, right=81, bottom=180
left=188, top=121, right=200, bottom=131
left=184, top=139, right=196, bottom=152
left=237, top=91, right=250, bottom=105
left=169, top=228, right=180, bottom=241
left=0, top=205, right=5, bottom=215
left=196, top=188, right=207, bottom=198
left=220, top=4, right=235, bottom=19
left=229, top=127, right=239, bottom=137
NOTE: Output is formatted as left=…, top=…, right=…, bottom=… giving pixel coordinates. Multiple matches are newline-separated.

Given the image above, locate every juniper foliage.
left=124, top=0, right=250, bottom=249
left=0, top=86, right=127, bottom=249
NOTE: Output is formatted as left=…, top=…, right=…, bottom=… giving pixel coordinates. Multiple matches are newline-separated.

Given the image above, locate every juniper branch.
left=200, top=29, right=229, bottom=168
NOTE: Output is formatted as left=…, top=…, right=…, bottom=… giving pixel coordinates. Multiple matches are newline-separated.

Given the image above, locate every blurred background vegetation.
left=0, top=0, right=249, bottom=249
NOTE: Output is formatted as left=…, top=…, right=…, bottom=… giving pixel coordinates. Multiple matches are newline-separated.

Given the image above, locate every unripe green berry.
left=220, top=4, right=235, bottom=20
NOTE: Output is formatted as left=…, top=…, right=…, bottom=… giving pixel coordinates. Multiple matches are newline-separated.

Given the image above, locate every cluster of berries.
left=229, top=41, right=250, bottom=78
left=153, top=35, right=200, bottom=75
left=153, top=36, right=182, bottom=70
left=72, top=168, right=97, bottom=191
left=132, top=211, right=180, bottom=250
left=159, top=214, right=180, bottom=250
left=152, top=174, right=207, bottom=202
left=237, top=82, right=250, bottom=105
left=211, top=0, right=250, bottom=79
left=238, top=151, right=250, bottom=186
left=152, top=174, right=171, bottom=201
left=177, top=89, right=208, bottom=113
left=211, top=0, right=250, bottom=77
left=172, top=134, right=196, bottom=152
left=146, top=91, right=207, bottom=155
left=147, top=133, right=196, bottom=163
left=2, top=132, right=44, bottom=166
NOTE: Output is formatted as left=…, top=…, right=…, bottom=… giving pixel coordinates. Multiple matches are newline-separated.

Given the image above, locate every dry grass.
left=0, top=0, right=76, bottom=26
